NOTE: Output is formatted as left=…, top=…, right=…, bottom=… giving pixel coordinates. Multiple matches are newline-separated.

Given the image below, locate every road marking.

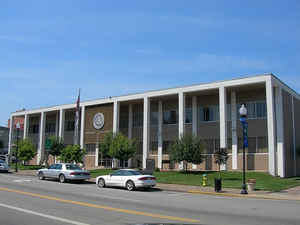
left=13, top=179, right=32, bottom=183
left=0, top=187, right=200, bottom=223
left=0, top=202, right=90, bottom=225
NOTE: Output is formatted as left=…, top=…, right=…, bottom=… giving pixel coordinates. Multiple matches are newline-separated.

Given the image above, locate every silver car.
left=0, top=159, right=9, bottom=172
left=37, top=163, right=90, bottom=183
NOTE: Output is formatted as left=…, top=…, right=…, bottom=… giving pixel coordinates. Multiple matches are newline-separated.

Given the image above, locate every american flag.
left=74, top=89, right=80, bottom=145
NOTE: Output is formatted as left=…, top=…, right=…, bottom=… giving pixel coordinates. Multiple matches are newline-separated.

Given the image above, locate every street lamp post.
left=15, top=122, right=20, bottom=173
left=239, top=104, right=248, bottom=195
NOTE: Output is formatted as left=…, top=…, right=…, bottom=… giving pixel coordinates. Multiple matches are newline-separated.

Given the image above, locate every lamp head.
left=239, top=104, right=247, bottom=118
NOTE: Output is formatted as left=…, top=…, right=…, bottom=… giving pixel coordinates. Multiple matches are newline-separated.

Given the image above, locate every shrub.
left=169, top=134, right=205, bottom=171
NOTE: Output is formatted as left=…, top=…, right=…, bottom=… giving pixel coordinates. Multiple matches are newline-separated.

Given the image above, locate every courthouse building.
left=8, top=74, right=300, bottom=177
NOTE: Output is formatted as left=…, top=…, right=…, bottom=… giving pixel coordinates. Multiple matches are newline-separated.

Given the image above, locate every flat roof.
left=10, top=73, right=300, bottom=116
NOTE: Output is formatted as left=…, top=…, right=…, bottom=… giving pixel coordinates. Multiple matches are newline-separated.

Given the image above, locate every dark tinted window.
left=49, top=164, right=56, bottom=169
left=66, top=164, right=81, bottom=170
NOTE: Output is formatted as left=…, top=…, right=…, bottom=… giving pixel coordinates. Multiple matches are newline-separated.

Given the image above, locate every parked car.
left=0, top=159, right=9, bottom=172
left=96, top=169, right=156, bottom=191
left=37, top=163, right=90, bottom=183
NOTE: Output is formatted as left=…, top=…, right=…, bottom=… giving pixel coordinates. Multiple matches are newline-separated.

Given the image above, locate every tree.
left=42, top=136, right=65, bottom=166
left=17, top=138, right=37, bottom=165
left=58, top=144, right=86, bottom=163
left=108, top=132, right=136, bottom=168
left=99, top=132, right=114, bottom=160
left=214, top=148, right=229, bottom=179
left=169, top=134, right=205, bottom=171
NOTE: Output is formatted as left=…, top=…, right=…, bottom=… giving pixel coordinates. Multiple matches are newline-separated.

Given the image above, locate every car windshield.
left=65, top=164, right=82, bottom=170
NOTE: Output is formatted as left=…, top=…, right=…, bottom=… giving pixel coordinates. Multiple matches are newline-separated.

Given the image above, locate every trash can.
left=214, top=178, right=222, bottom=192
left=247, top=179, right=256, bottom=191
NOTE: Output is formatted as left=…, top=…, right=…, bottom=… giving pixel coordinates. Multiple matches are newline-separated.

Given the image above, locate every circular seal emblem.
left=93, top=113, right=105, bottom=130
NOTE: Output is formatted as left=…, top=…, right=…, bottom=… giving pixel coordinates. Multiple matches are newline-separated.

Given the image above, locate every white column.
left=192, top=96, right=198, bottom=136
left=23, top=114, right=29, bottom=139
left=128, top=104, right=133, bottom=168
left=231, top=91, right=238, bottom=170
left=158, top=100, right=163, bottom=169
left=266, top=77, right=276, bottom=176
left=143, top=97, right=150, bottom=169
left=55, top=111, right=59, bottom=137
left=95, top=144, right=99, bottom=167
left=178, top=92, right=186, bottom=170
left=59, top=109, right=65, bottom=140
left=113, top=101, right=120, bottom=134
left=80, top=106, right=85, bottom=149
left=292, top=96, right=296, bottom=176
left=8, top=116, right=14, bottom=155
left=112, top=101, right=120, bottom=168
left=219, top=86, right=227, bottom=148
left=178, top=92, right=186, bottom=137
left=275, top=87, right=285, bottom=177
left=219, top=86, right=227, bottom=171
left=37, top=112, right=46, bottom=165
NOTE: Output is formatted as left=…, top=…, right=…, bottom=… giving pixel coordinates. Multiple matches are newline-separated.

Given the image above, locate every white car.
left=96, top=169, right=156, bottom=191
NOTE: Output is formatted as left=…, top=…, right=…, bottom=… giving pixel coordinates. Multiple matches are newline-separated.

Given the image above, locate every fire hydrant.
left=202, top=174, right=207, bottom=186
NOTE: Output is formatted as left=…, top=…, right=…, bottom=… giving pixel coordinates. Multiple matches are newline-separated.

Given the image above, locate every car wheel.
left=38, top=172, right=45, bottom=180
left=59, top=174, right=66, bottom=183
left=97, top=178, right=105, bottom=188
left=126, top=180, right=135, bottom=191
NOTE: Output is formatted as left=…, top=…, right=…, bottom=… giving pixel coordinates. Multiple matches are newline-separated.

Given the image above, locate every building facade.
left=0, top=126, right=9, bottom=155
left=8, top=74, right=300, bottom=177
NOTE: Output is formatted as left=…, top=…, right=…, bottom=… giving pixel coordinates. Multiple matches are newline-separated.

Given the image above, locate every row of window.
left=28, top=121, right=76, bottom=134
left=28, top=101, right=267, bottom=132
left=119, top=101, right=267, bottom=127
left=85, top=136, right=268, bottom=155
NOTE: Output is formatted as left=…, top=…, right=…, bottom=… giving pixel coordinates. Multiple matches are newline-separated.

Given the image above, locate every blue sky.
left=1, top=0, right=300, bottom=126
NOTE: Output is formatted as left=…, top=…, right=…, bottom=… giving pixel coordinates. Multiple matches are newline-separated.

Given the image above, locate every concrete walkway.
left=11, top=170, right=300, bottom=201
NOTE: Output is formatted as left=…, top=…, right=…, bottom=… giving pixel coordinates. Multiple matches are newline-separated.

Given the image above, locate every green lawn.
left=10, top=164, right=44, bottom=170
left=89, top=169, right=300, bottom=192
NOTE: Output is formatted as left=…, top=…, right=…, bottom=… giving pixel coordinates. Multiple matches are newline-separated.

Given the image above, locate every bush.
left=15, top=138, right=37, bottom=164
left=58, top=145, right=86, bottom=163
left=169, top=134, right=205, bottom=171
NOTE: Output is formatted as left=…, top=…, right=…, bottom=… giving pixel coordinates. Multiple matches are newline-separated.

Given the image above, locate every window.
left=85, top=144, right=96, bottom=155
left=150, top=141, right=158, bottom=155
left=56, top=164, right=62, bottom=170
left=119, top=113, right=128, bottom=129
left=199, top=106, right=219, bottom=122
left=29, top=124, right=39, bottom=134
left=133, top=111, right=143, bottom=127
left=237, top=101, right=266, bottom=119
left=238, top=136, right=268, bottom=153
left=45, top=123, right=56, bottom=133
left=257, top=136, right=268, bottom=153
left=66, top=164, right=81, bottom=170
left=185, top=107, right=192, bottom=123
left=163, top=141, right=173, bottom=154
left=65, top=121, right=75, bottom=131
left=256, top=102, right=267, bottom=118
left=163, top=110, right=177, bottom=124
left=150, top=111, right=158, bottom=125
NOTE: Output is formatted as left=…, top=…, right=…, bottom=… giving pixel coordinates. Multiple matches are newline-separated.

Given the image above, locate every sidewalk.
left=12, top=170, right=300, bottom=201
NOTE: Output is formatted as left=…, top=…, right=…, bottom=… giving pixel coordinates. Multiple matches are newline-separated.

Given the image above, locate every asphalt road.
left=0, top=172, right=299, bottom=225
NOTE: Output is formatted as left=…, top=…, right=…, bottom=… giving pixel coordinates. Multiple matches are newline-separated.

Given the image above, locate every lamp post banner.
left=242, top=121, right=248, bottom=148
